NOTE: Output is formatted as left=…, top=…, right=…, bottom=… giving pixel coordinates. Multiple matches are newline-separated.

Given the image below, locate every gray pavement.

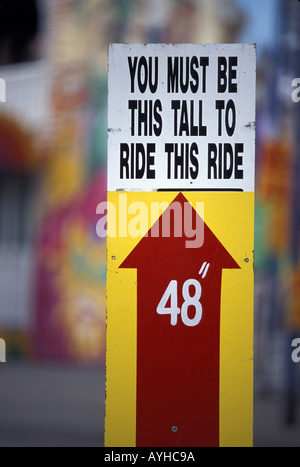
left=254, top=393, right=300, bottom=447
left=0, top=363, right=105, bottom=447
left=0, top=363, right=299, bottom=447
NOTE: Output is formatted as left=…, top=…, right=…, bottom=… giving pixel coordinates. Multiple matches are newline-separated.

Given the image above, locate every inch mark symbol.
left=199, top=262, right=210, bottom=279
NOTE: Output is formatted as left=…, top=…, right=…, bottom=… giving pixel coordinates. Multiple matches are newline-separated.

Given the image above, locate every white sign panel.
left=108, top=44, right=256, bottom=193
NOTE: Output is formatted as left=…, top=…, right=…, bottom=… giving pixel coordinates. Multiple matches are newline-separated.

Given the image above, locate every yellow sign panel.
left=105, top=191, right=254, bottom=447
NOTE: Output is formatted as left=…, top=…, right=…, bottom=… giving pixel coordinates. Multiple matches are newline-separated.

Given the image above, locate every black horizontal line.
left=157, top=188, right=244, bottom=192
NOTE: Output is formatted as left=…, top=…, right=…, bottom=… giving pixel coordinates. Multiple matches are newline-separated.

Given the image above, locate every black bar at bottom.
left=157, top=188, right=244, bottom=192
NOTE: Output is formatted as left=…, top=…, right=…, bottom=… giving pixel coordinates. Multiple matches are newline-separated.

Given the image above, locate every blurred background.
left=0, top=0, right=299, bottom=447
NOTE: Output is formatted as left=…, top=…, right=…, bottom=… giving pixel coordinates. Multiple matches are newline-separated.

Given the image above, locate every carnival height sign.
left=104, top=43, right=256, bottom=448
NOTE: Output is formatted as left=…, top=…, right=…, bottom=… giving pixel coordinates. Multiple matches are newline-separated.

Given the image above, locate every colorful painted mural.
left=34, top=0, right=110, bottom=364
left=35, top=171, right=107, bottom=364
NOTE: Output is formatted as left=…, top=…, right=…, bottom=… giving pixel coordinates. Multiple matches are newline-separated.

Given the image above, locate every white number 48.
left=157, top=280, right=202, bottom=327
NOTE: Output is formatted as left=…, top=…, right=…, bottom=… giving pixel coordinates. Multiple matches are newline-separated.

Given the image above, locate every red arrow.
left=120, top=193, right=240, bottom=447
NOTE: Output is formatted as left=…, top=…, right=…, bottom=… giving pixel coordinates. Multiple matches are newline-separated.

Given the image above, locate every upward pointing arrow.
left=120, top=193, right=240, bottom=447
